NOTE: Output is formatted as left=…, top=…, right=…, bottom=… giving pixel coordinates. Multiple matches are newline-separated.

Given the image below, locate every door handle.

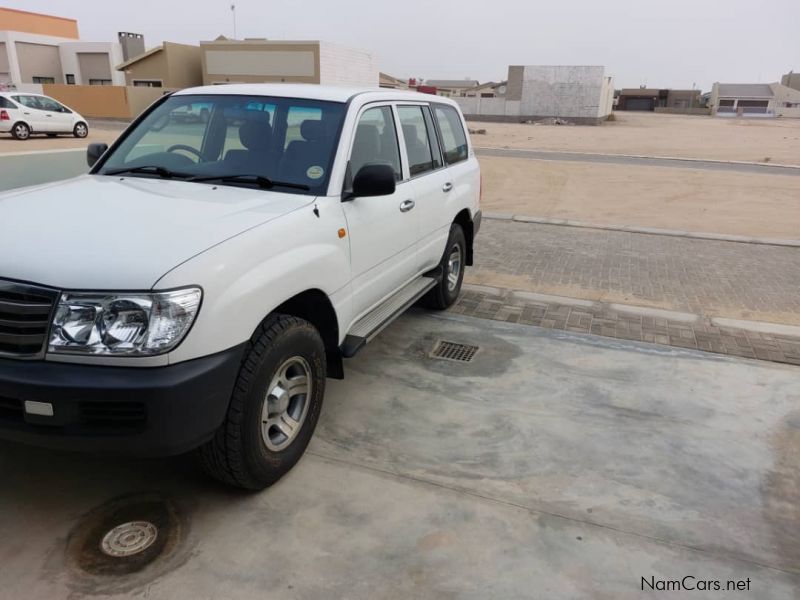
left=399, top=199, right=415, bottom=213
left=45, top=114, right=52, bottom=117
left=442, top=182, right=453, bottom=193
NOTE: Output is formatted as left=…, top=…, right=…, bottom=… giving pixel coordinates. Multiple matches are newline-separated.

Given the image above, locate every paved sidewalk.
left=467, top=219, right=800, bottom=326
left=451, top=285, right=800, bottom=366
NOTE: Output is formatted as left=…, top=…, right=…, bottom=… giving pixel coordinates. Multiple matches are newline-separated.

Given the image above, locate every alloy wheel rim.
left=15, top=124, right=29, bottom=139
left=447, top=244, right=462, bottom=292
left=76, top=124, right=87, bottom=137
left=261, top=356, right=312, bottom=452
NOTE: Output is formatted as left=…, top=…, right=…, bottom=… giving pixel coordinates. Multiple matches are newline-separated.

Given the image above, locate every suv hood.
left=0, top=175, right=313, bottom=290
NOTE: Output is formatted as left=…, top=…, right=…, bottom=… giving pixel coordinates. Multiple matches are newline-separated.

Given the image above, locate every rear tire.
left=423, top=223, right=466, bottom=310
left=198, top=314, right=326, bottom=490
left=11, top=122, right=30, bottom=140
left=73, top=122, right=88, bottom=138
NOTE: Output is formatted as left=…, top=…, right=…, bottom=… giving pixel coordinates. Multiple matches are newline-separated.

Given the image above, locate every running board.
left=340, top=277, right=437, bottom=358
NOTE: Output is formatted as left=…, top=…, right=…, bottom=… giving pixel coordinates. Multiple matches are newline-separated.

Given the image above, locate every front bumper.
left=0, top=344, right=246, bottom=457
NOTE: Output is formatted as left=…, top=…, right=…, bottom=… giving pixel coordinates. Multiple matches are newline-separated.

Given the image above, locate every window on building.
left=89, top=79, right=112, bottom=86
left=31, top=76, right=55, bottom=84
left=433, top=104, right=468, bottom=165
left=397, top=105, right=436, bottom=177
left=65, top=74, right=76, bottom=85
left=350, top=106, right=401, bottom=181
left=133, top=80, right=163, bottom=88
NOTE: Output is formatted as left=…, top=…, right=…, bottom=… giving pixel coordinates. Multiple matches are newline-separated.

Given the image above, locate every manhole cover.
left=66, top=493, right=184, bottom=577
left=100, top=521, right=158, bottom=557
left=431, top=340, right=480, bottom=362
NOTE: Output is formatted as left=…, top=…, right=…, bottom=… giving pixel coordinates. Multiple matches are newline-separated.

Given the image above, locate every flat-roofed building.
left=199, top=38, right=377, bottom=87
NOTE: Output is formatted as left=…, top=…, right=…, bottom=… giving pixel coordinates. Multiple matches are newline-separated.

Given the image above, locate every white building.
left=0, top=8, right=125, bottom=90
left=454, top=65, right=614, bottom=124
left=710, top=82, right=800, bottom=118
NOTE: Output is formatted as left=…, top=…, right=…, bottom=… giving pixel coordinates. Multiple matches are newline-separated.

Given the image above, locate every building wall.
left=0, top=42, right=9, bottom=86
left=122, top=48, right=169, bottom=86
left=781, top=72, right=800, bottom=92
left=506, top=66, right=524, bottom=101
left=0, top=8, right=79, bottom=39
left=318, top=42, right=377, bottom=87
left=42, top=83, right=170, bottom=118
left=771, top=83, right=800, bottom=117
left=201, top=40, right=320, bottom=85
left=15, top=41, right=62, bottom=83
left=519, top=65, right=611, bottom=119
left=165, top=43, right=202, bottom=88
left=60, top=42, right=124, bottom=85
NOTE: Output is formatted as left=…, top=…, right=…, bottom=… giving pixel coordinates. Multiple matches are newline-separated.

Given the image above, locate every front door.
left=342, top=104, right=419, bottom=320
left=37, top=96, right=74, bottom=132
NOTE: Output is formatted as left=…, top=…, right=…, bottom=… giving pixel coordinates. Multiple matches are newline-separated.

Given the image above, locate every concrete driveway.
left=1, top=311, right=798, bottom=598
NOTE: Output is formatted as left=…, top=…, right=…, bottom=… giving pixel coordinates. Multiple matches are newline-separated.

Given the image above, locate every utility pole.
left=231, top=3, right=237, bottom=39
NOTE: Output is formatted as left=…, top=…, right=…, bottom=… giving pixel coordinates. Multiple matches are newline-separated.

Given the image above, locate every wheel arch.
left=453, top=209, right=475, bottom=265
left=271, top=289, right=344, bottom=380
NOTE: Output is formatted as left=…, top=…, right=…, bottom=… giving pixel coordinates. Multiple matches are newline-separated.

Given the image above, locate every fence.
left=40, top=84, right=174, bottom=119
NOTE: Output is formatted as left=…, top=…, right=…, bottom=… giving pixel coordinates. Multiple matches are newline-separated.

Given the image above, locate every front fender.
left=160, top=197, right=351, bottom=364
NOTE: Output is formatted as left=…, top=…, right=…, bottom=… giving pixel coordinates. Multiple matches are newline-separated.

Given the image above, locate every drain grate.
left=431, top=340, right=479, bottom=362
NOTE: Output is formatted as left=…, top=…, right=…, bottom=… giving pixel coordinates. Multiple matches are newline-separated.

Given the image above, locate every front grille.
left=0, top=280, right=58, bottom=358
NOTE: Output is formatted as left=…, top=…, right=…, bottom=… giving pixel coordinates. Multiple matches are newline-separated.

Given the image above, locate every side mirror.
left=348, top=164, right=396, bottom=199
left=87, top=143, right=108, bottom=167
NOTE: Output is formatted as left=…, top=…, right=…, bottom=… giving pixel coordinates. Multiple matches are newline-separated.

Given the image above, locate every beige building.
left=116, top=42, right=202, bottom=88
left=782, top=71, right=800, bottom=92
left=199, top=38, right=377, bottom=87
left=423, top=79, right=480, bottom=97
left=710, top=82, right=800, bottom=118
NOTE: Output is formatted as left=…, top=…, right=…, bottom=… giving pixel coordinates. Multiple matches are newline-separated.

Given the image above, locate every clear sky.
left=7, top=0, right=799, bottom=91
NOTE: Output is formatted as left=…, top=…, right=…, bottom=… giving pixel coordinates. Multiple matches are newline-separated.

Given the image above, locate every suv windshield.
left=97, top=94, right=346, bottom=195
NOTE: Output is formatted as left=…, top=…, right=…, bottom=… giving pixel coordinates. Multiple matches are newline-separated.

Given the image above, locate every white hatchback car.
left=0, top=92, right=89, bottom=140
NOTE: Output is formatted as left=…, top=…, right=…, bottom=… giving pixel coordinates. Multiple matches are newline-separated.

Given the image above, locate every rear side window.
left=433, top=104, right=468, bottom=165
left=0, top=97, right=16, bottom=109
left=397, top=105, right=437, bottom=176
left=350, top=106, right=402, bottom=181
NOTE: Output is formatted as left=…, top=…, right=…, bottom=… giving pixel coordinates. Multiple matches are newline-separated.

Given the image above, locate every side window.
left=0, top=97, right=16, bottom=109
left=37, top=97, right=63, bottom=112
left=397, top=105, right=437, bottom=176
left=433, top=105, right=468, bottom=165
left=422, top=106, right=442, bottom=170
left=350, top=106, right=401, bottom=181
left=13, top=95, right=38, bottom=109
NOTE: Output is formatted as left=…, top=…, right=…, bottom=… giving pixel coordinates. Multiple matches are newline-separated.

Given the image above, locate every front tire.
left=423, top=223, right=466, bottom=309
left=73, top=122, right=88, bottom=138
left=199, top=314, right=326, bottom=490
left=11, top=122, right=30, bottom=140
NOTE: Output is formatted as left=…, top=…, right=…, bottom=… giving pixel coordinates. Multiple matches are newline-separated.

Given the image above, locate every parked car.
left=0, top=84, right=481, bottom=489
left=170, top=102, right=212, bottom=123
left=0, top=92, right=89, bottom=140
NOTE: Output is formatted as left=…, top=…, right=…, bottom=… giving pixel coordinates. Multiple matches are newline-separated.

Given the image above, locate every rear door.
left=11, top=95, right=47, bottom=131
left=395, top=103, right=450, bottom=271
left=341, top=104, right=419, bottom=318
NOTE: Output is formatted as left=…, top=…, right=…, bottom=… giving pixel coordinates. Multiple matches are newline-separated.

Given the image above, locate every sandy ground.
left=472, top=111, right=800, bottom=166
left=480, top=156, right=800, bottom=239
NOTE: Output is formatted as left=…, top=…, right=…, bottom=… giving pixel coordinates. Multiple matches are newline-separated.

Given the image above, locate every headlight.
left=49, top=287, right=201, bottom=356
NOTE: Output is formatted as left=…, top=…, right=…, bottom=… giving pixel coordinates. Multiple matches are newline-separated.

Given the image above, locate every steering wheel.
left=166, top=144, right=203, bottom=160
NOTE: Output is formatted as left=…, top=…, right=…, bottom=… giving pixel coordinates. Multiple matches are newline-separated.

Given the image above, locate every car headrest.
left=402, top=123, right=419, bottom=144
left=239, top=113, right=272, bottom=151
left=301, top=119, right=324, bottom=142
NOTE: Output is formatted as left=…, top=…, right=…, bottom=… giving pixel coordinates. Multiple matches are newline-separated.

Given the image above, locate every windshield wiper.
left=105, top=165, right=192, bottom=179
left=189, top=174, right=310, bottom=191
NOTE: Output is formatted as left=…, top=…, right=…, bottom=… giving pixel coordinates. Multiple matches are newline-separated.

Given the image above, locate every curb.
left=473, top=146, right=800, bottom=170
left=462, top=283, right=800, bottom=340
left=481, top=213, right=800, bottom=248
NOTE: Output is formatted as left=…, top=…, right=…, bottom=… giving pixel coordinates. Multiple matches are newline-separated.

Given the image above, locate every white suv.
left=0, top=92, right=89, bottom=140
left=0, top=84, right=480, bottom=489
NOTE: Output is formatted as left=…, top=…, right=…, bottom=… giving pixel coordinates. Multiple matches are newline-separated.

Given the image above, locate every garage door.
left=626, top=97, right=653, bottom=111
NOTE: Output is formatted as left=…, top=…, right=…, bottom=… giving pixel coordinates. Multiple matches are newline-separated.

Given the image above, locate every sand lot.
left=480, top=156, right=800, bottom=239
left=473, top=111, right=800, bottom=166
